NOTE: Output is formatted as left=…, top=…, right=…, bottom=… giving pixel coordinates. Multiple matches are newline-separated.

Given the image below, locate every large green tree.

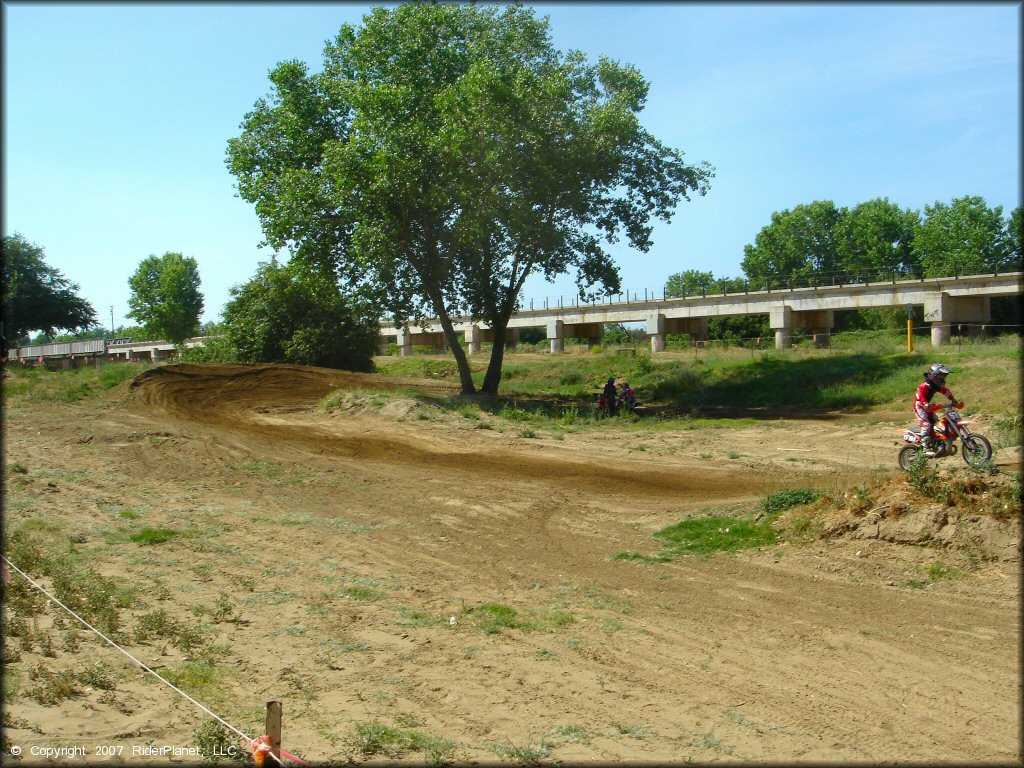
left=222, top=259, right=378, bottom=370
left=227, top=3, right=712, bottom=394
left=835, top=197, right=920, bottom=278
left=740, top=201, right=842, bottom=286
left=2, top=233, right=97, bottom=348
left=126, top=252, right=204, bottom=344
left=912, top=195, right=1014, bottom=276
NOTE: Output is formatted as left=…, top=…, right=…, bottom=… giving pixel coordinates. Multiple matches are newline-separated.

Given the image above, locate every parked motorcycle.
left=595, top=393, right=638, bottom=417
left=897, top=404, right=992, bottom=471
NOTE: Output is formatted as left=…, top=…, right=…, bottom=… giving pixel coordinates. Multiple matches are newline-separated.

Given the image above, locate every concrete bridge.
left=8, top=337, right=210, bottom=367
left=8, top=272, right=1020, bottom=365
left=379, top=272, right=1023, bottom=354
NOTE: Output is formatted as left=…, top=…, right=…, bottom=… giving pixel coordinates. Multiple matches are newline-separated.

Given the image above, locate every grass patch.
left=551, top=724, right=591, bottom=744
left=129, top=527, right=179, bottom=545
left=192, top=720, right=249, bottom=764
left=614, top=489, right=821, bottom=562
left=463, top=602, right=528, bottom=634
left=2, top=362, right=151, bottom=402
left=759, top=488, right=821, bottom=516
left=159, top=660, right=225, bottom=699
left=370, top=335, right=1019, bottom=421
left=394, top=605, right=448, bottom=628
left=993, top=411, right=1023, bottom=448
left=486, top=738, right=551, bottom=766
left=228, top=460, right=284, bottom=478
left=451, top=602, right=578, bottom=635
left=900, top=560, right=966, bottom=589
left=613, top=514, right=776, bottom=562
left=345, top=719, right=457, bottom=764
left=27, top=664, right=80, bottom=705
left=614, top=723, right=646, bottom=739
left=336, top=585, right=387, bottom=601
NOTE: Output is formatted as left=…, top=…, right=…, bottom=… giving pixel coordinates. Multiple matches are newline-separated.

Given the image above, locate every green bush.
left=223, top=260, right=378, bottom=371
left=179, top=334, right=238, bottom=364
left=759, top=488, right=821, bottom=516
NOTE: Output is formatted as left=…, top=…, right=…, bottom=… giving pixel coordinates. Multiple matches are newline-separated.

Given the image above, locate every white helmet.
left=926, top=363, right=951, bottom=385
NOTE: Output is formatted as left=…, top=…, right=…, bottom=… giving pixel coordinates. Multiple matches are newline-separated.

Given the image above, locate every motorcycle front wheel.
left=898, top=445, right=922, bottom=471
left=961, top=434, right=993, bottom=466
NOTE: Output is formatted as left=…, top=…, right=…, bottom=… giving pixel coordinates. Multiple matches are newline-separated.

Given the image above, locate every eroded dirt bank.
left=2, top=363, right=1019, bottom=764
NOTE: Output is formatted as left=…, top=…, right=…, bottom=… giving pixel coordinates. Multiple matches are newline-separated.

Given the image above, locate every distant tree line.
left=664, top=196, right=1022, bottom=341
left=7, top=191, right=1020, bottom=362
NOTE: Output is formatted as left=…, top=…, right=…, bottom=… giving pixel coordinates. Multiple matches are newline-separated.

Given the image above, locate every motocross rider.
left=602, top=377, right=618, bottom=416
left=914, top=363, right=963, bottom=455
left=620, top=382, right=636, bottom=412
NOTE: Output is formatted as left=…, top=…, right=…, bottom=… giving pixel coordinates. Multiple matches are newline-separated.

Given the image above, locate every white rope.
left=2, top=555, right=286, bottom=766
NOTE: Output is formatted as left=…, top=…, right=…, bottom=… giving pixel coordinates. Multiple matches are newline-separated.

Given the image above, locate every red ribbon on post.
left=249, top=735, right=312, bottom=767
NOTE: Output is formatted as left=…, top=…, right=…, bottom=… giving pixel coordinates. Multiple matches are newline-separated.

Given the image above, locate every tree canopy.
left=222, top=259, right=378, bottom=371
left=2, top=233, right=97, bottom=348
left=665, top=195, right=1021, bottom=341
left=227, top=2, right=712, bottom=393
left=740, top=201, right=843, bottom=286
left=835, top=198, right=920, bottom=277
left=126, top=252, right=204, bottom=345
left=912, top=195, right=1015, bottom=276
left=664, top=269, right=745, bottom=297
left=735, top=196, right=1019, bottom=287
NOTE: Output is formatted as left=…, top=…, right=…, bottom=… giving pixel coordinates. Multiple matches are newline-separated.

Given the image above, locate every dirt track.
left=3, top=363, right=1020, bottom=764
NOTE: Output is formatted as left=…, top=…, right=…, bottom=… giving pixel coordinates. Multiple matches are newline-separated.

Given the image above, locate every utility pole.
left=110, top=306, right=115, bottom=336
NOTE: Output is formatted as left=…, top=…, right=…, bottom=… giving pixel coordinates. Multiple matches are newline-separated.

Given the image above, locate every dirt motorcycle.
left=897, top=403, right=992, bottom=471
left=595, top=392, right=638, bottom=417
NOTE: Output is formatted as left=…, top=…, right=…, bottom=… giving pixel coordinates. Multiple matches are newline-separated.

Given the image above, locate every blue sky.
left=3, top=1, right=1020, bottom=332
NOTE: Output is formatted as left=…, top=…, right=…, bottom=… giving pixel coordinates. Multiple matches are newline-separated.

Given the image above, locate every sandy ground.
left=2, top=362, right=1020, bottom=765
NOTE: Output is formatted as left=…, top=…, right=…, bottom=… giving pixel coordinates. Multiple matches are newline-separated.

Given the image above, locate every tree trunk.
left=438, top=318, right=476, bottom=395
left=481, top=318, right=508, bottom=394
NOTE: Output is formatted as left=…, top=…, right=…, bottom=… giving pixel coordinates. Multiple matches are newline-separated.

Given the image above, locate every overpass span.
left=379, top=271, right=1022, bottom=353
left=7, top=272, right=1020, bottom=365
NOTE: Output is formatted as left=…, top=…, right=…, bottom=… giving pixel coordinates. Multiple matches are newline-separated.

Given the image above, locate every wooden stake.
left=266, top=701, right=282, bottom=764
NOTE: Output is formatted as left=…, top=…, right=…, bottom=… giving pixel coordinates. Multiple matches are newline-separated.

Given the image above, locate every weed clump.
left=345, top=719, right=457, bottom=763
left=613, top=489, right=822, bottom=562
left=193, top=720, right=248, bottom=764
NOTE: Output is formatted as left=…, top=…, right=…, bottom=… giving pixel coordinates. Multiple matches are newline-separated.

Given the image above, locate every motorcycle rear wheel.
left=961, top=434, right=993, bottom=466
left=898, top=445, right=922, bottom=471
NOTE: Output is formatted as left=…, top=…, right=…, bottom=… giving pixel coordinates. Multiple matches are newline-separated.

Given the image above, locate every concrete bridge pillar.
left=465, top=325, right=482, bottom=355
left=395, top=330, right=412, bottom=357
left=930, top=323, right=951, bottom=347
left=504, top=327, right=520, bottom=351
left=646, top=313, right=665, bottom=353
left=547, top=320, right=564, bottom=353
left=923, top=292, right=991, bottom=346
left=924, top=293, right=950, bottom=347
left=770, top=304, right=792, bottom=349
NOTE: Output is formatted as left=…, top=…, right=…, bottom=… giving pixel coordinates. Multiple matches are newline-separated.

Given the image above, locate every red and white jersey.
left=915, top=380, right=955, bottom=412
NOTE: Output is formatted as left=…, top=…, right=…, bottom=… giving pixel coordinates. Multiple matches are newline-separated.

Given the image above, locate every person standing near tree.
left=602, top=377, right=619, bottom=417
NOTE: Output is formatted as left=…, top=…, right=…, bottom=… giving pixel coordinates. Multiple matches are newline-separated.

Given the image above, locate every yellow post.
left=907, top=318, right=913, bottom=353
